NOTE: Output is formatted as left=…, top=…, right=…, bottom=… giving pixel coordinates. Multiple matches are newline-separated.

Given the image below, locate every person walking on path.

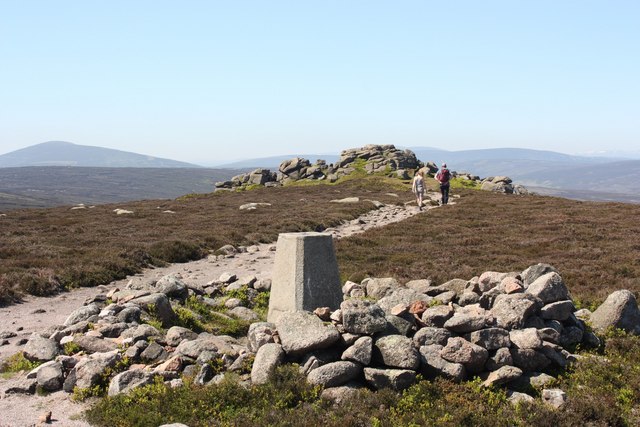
left=411, top=170, right=425, bottom=210
left=435, top=163, right=451, bottom=205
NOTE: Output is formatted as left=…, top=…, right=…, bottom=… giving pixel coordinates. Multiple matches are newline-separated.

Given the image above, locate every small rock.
left=314, top=307, right=332, bottom=321
left=542, top=388, right=567, bottom=408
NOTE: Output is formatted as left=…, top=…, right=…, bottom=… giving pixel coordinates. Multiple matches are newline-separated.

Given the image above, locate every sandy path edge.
left=0, top=194, right=444, bottom=427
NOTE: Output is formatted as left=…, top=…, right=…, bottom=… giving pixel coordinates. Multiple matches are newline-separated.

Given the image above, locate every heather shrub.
left=147, top=240, right=205, bottom=264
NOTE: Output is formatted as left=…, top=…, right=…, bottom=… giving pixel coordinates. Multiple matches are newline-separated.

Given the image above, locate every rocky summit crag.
left=214, top=144, right=528, bottom=195
left=3, top=262, right=638, bottom=409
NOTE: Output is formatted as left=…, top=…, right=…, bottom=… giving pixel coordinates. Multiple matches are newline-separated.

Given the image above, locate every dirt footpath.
left=0, top=195, right=443, bottom=426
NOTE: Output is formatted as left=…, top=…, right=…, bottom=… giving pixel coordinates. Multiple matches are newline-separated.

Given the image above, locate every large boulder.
left=73, top=335, right=118, bottom=353
left=175, top=336, right=238, bottom=359
left=307, top=361, right=361, bottom=388
left=413, top=327, right=452, bottom=347
left=67, top=350, right=121, bottom=390
left=131, top=293, right=177, bottom=327
left=440, top=337, right=488, bottom=374
left=491, top=294, right=542, bottom=329
left=526, top=272, right=569, bottom=304
left=419, top=344, right=466, bottom=381
left=521, top=264, right=559, bottom=287
left=247, top=322, right=277, bottom=353
left=340, top=300, right=387, bottom=335
left=590, top=290, right=640, bottom=334
left=341, top=336, right=373, bottom=365
left=421, top=305, right=455, bottom=328
left=155, top=275, right=189, bottom=300
left=23, top=334, right=59, bottom=362
left=166, top=326, right=199, bottom=347
left=108, top=369, right=155, bottom=396
left=374, top=335, right=420, bottom=370
left=363, top=367, right=416, bottom=391
left=443, top=313, right=489, bottom=333
left=509, top=328, right=543, bottom=349
left=251, top=343, right=285, bottom=385
left=465, top=328, right=511, bottom=351
left=275, top=311, right=341, bottom=357
left=64, top=304, right=101, bottom=326
left=36, top=361, right=64, bottom=391
left=364, top=278, right=401, bottom=300
left=482, top=365, right=523, bottom=387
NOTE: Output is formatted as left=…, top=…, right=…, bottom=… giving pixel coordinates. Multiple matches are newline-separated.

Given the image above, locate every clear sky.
left=1, top=1, right=638, bottom=164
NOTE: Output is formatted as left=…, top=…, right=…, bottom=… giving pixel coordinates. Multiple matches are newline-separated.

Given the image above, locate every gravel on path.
left=0, top=194, right=445, bottom=426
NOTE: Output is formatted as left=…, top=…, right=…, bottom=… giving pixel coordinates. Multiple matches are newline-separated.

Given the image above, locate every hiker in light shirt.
left=411, top=170, right=425, bottom=211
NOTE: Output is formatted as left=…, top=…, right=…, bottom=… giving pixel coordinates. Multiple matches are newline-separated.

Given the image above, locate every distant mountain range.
left=1, top=142, right=638, bottom=206
left=0, top=141, right=201, bottom=168
left=216, top=154, right=340, bottom=169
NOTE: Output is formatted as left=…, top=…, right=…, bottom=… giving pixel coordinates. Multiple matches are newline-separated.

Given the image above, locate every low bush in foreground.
left=0, top=352, right=42, bottom=375
left=85, top=333, right=640, bottom=427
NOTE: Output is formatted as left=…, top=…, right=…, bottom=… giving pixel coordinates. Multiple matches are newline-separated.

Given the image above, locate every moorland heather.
left=0, top=178, right=406, bottom=304
left=337, top=187, right=640, bottom=307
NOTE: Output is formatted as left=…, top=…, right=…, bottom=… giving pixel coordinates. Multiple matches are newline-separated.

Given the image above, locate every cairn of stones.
left=5, top=258, right=639, bottom=406
left=252, top=264, right=605, bottom=402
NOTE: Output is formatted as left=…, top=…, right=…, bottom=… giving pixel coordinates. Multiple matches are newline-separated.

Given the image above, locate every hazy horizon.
left=1, top=1, right=639, bottom=164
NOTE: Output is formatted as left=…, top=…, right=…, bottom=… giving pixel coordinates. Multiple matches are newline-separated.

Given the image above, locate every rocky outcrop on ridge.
left=480, top=176, right=530, bottom=195
left=214, top=144, right=421, bottom=190
left=214, top=144, right=528, bottom=196
left=5, top=262, right=637, bottom=409
left=335, top=145, right=420, bottom=178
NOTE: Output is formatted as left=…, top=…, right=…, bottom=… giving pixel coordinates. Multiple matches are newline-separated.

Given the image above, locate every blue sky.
left=1, top=1, right=638, bottom=164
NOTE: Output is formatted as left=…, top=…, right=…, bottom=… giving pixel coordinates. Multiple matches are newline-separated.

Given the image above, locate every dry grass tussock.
left=337, top=188, right=640, bottom=307
left=0, top=178, right=407, bottom=304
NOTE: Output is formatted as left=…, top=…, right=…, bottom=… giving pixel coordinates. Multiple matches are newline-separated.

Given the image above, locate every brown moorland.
left=3, top=176, right=640, bottom=426
left=337, top=187, right=640, bottom=307
left=0, top=178, right=407, bottom=304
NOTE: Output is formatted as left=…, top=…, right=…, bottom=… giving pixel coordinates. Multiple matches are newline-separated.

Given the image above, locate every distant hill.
left=0, top=167, right=248, bottom=210
left=215, top=154, right=340, bottom=169
left=408, top=147, right=638, bottom=202
left=516, top=160, right=640, bottom=196
left=0, top=141, right=201, bottom=168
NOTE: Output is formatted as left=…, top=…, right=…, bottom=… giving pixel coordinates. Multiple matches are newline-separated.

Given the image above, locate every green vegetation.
left=172, top=295, right=256, bottom=337
left=0, top=352, right=42, bottom=374
left=84, top=333, right=640, bottom=426
left=63, top=341, right=82, bottom=356
left=449, top=176, right=481, bottom=190
left=72, top=356, right=131, bottom=401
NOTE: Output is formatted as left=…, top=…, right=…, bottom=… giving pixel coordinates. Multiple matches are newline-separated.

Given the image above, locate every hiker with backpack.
left=435, top=163, right=451, bottom=205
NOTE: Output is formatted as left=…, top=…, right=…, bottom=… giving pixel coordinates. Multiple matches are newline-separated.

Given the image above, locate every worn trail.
left=0, top=193, right=445, bottom=427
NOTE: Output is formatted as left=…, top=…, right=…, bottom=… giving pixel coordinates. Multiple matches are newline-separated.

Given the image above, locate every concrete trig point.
left=267, top=232, right=343, bottom=322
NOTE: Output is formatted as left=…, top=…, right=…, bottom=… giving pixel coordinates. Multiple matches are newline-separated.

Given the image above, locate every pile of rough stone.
left=251, top=264, right=606, bottom=405
left=480, top=176, right=530, bottom=195
left=1, top=273, right=270, bottom=397
left=214, top=143, right=529, bottom=196
left=4, top=264, right=634, bottom=408
left=214, top=144, right=421, bottom=190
